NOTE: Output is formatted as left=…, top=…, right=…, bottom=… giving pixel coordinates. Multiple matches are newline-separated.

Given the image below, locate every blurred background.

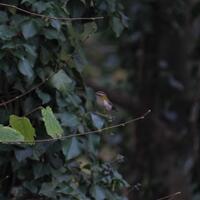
left=84, top=0, right=200, bottom=199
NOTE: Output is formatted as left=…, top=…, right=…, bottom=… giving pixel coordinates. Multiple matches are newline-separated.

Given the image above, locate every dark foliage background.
left=84, top=0, right=200, bottom=199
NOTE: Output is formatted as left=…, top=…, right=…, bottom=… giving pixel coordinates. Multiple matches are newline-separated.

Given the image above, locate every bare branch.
left=2, top=109, right=151, bottom=144
left=156, top=192, right=182, bottom=200
left=0, top=78, right=47, bottom=107
left=0, top=3, right=104, bottom=21
left=0, top=55, right=73, bottom=107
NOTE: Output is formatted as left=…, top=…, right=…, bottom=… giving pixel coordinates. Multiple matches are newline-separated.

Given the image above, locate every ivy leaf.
left=36, top=89, right=51, bottom=104
left=9, top=115, right=36, bottom=144
left=62, top=137, right=81, bottom=160
left=81, top=22, right=97, bottom=41
left=50, top=69, right=74, bottom=94
left=0, top=11, right=8, bottom=23
left=51, top=19, right=61, bottom=31
left=18, top=57, right=34, bottom=79
left=41, top=106, right=63, bottom=139
left=90, top=185, right=106, bottom=200
left=21, top=20, right=38, bottom=39
left=15, top=148, right=33, bottom=162
left=0, top=125, right=24, bottom=143
left=112, top=17, right=124, bottom=37
left=33, top=163, right=51, bottom=179
left=39, top=182, right=57, bottom=197
left=91, top=113, right=105, bottom=129
left=0, top=25, right=16, bottom=40
left=21, top=0, right=36, bottom=4
left=23, top=181, right=38, bottom=194
left=88, top=134, right=100, bottom=155
left=57, top=112, right=80, bottom=128
left=44, top=29, right=65, bottom=41
left=23, top=44, right=37, bottom=57
left=33, top=2, right=50, bottom=13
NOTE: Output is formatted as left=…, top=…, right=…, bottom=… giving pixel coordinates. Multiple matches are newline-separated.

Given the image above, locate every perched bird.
left=95, top=91, right=114, bottom=112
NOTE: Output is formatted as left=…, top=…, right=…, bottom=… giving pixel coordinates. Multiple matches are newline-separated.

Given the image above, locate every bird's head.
left=96, top=91, right=108, bottom=101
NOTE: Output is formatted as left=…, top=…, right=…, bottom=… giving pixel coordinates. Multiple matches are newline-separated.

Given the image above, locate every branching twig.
left=0, top=55, right=73, bottom=107
left=156, top=192, right=182, bottom=200
left=0, top=27, right=96, bottom=108
left=2, top=109, right=151, bottom=144
left=0, top=4, right=101, bottom=107
left=0, top=3, right=104, bottom=21
left=0, top=78, right=47, bottom=107
left=24, top=106, right=43, bottom=116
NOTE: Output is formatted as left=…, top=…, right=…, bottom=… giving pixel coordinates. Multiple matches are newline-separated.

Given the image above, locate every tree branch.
left=2, top=109, right=151, bottom=144
left=156, top=192, right=181, bottom=200
left=0, top=3, right=104, bottom=21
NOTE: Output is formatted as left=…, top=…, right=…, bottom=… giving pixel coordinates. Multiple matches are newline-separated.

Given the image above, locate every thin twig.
left=2, top=109, right=151, bottom=144
left=0, top=4, right=98, bottom=107
left=0, top=79, right=47, bottom=107
left=0, top=55, right=73, bottom=107
left=24, top=106, right=43, bottom=116
left=156, top=192, right=182, bottom=200
left=0, top=3, right=104, bottom=21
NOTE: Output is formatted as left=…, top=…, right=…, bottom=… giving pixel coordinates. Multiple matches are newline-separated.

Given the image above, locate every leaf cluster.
left=0, top=0, right=128, bottom=199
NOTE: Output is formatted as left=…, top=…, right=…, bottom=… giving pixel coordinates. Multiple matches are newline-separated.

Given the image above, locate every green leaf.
left=36, top=89, right=51, bottom=104
left=0, top=25, right=16, bottom=40
left=0, top=125, right=24, bottom=143
left=23, top=181, right=38, bottom=194
left=62, top=137, right=81, bottom=160
left=81, top=22, right=97, bottom=41
left=9, top=115, right=36, bottom=143
left=39, top=182, right=57, bottom=197
left=88, top=134, right=100, bottom=155
left=0, top=11, right=8, bottom=23
left=41, top=106, right=63, bottom=139
left=15, top=148, right=33, bottom=162
left=23, top=44, right=37, bottom=57
left=51, top=19, right=61, bottom=31
left=106, top=0, right=116, bottom=12
left=21, top=20, right=38, bottom=39
left=21, top=0, right=36, bottom=4
left=91, top=185, right=106, bottom=200
left=50, top=69, right=74, bottom=94
left=91, top=113, right=105, bottom=129
left=44, top=29, right=65, bottom=41
left=57, top=112, right=80, bottom=128
left=18, top=57, right=34, bottom=79
left=112, top=17, right=124, bottom=37
left=33, top=2, right=50, bottom=13
left=33, top=163, right=50, bottom=179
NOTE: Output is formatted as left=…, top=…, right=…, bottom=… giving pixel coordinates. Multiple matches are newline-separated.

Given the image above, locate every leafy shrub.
left=0, top=0, right=128, bottom=199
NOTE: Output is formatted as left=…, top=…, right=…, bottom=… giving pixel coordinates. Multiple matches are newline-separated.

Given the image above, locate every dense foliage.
left=0, top=0, right=129, bottom=199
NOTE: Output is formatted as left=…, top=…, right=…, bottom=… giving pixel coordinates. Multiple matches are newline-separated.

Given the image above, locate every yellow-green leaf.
left=9, top=115, right=36, bottom=144
left=0, top=125, right=24, bottom=143
left=41, top=106, right=63, bottom=139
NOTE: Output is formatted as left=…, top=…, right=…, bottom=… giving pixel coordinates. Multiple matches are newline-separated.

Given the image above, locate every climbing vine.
left=0, top=0, right=131, bottom=199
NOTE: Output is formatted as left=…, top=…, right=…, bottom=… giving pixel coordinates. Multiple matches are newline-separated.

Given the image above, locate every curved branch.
left=0, top=3, right=104, bottom=21
left=2, top=109, right=151, bottom=144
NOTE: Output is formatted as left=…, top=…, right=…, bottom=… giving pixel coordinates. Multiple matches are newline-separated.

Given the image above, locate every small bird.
left=95, top=91, right=114, bottom=112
